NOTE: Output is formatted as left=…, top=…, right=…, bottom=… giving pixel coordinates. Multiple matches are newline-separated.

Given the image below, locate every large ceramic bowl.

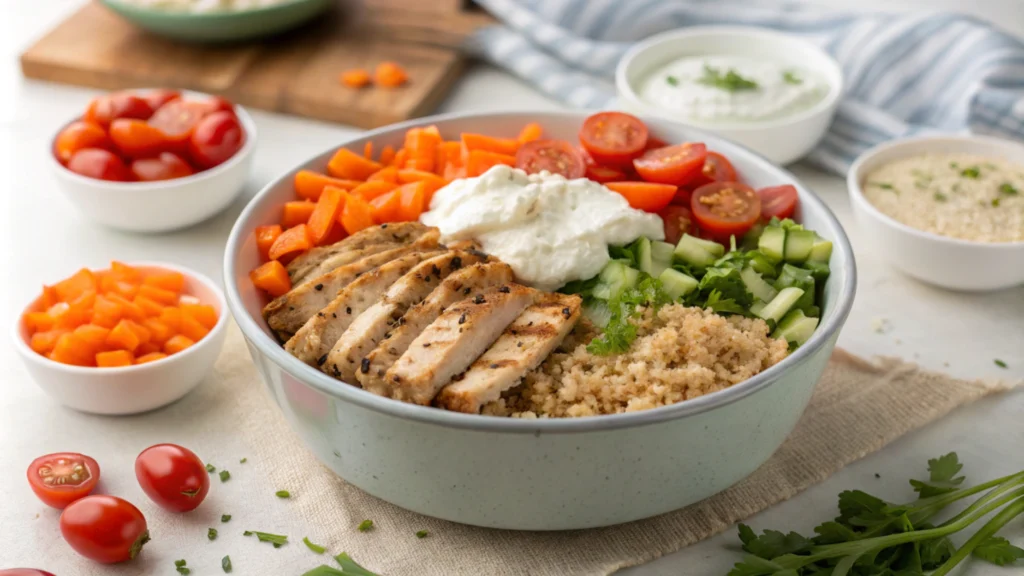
left=224, top=111, right=856, bottom=530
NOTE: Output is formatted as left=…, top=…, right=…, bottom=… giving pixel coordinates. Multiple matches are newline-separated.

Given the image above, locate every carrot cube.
left=181, top=303, right=218, bottom=329
left=159, top=307, right=183, bottom=332
left=106, top=293, right=146, bottom=321
left=135, top=342, right=161, bottom=356
left=134, top=295, right=166, bottom=317
left=54, top=269, right=98, bottom=303
left=96, top=349, right=134, bottom=368
left=30, top=329, right=68, bottom=355
left=55, top=292, right=96, bottom=329
left=106, top=320, right=141, bottom=352
left=268, top=224, right=312, bottom=263
left=255, top=225, right=283, bottom=260
left=73, top=324, right=111, bottom=349
left=142, top=272, right=185, bottom=293
left=91, top=295, right=124, bottom=328
left=294, top=170, right=362, bottom=201
left=135, top=352, right=168, bottom=365
left=281, top=201, right=317, bottom=229
left=50, top=333, right=94, bottom=366
left=164, top=334, right=195, bottom=355
left=327, top=148, right=382, bottom=181
left=23, top=312, right=56, bottom=333
left=110, top=261, right=142, bottom=282
left=138, top=284, right=179, bottom=306
left=179, top=313, right=210, bottom=342
left=142, top=318, right=174, bottom=345
left=249, top=261, right=292, bottom=298
left=41, top=285, right=60, bottom=308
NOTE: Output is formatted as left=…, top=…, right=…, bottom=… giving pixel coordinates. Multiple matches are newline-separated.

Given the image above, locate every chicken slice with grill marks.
left=284, top=249, right=447, bottom=366
left=435, top=293, right=582, bottom=414
left=385, top=285, right=538, bottom=405
left=322, top=250, right=488, bottom=383
left=286, top=222, right=431, bottom=284
left=357, top=262, right=514, bottom=395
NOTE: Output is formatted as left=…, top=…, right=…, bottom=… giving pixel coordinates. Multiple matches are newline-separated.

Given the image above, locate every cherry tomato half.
left=135, top=444, right=209, bottom=513
left=644, top=136, right=668, bottom=151
left=578, top=111, right=648, bottom=167
left=189, top=111, right=244, bottom=169
left=658, top=204, right=696, bottom=245
left=515, top=140, right=585, bottom=179
left=142, top=89, right=181, bottom=110
left=108, top=119, right=168, bottom=158
left=633, top=142, right=707, bottom=186
left=83, top=92, right=153, bottom=126
left=130, top=152, right=194, bottom=182
left=148, top=99, right=207, bottom=147
left=580, top=148, right=629, bottom=183
left=59, top=495, right=148, bottom=564
left=27, top=453, right=99, bottom=509
left=0, top=570, right=57, bottom=576
left=66, top=148, right=131, bottom=182
left=54, top=121, right=109, bottom=164
left=692, top=151, right=738, bottom=187
left=670, top=186, right=692, bottom=207
left=757, top=185, right=799, bottom=220
left=691, top=181, right=761, bottom=239
left=194, top=96, right=235, bottom=116
left=605, top=181, right=677, bottom=213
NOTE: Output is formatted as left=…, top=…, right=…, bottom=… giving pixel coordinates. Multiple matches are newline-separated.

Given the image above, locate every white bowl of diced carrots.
left=13, top=261, right=228, bottom=415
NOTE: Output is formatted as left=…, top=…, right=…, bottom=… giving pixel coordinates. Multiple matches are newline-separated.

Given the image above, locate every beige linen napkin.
left=212, top=324, right=1015, bottom=576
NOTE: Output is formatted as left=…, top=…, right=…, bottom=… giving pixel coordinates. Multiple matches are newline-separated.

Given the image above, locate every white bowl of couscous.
left=848, top=135, right=1024, bottom=291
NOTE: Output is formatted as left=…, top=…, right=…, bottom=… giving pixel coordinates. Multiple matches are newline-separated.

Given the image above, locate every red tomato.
left=83, top=92, right=153, bottom=126
left=515, top=140, right=585, bottom=178
left=26, top=453, right=99, bottom=509
left=148, top=100, right=207, bottom=146
left=130, top=152, right=195, bottom=182
left=189, top=111, right=244, bottom=169
left=67, top=148, right=131, bottom=181
left=135, top=444, right=209, bottom=512
left=605, top=181, right=677, bottom=212
left=691, top=182, right=761, bottom=238
left=59, top=495, right=148, bottom=564
left=691, top=151, right=738, bottom=187
left=658, top=204, right=696, bottom=245
left=0, top=570, right=57, bottom=576
left=54, top=121, right=109, bottom=164
left=644, top=136, right=668, bottom=151
left=142, top=89, right=181, bottom=110
left=578, top=112, right=648, bottom=167
left=633, top=142, right=707, bottom=186
left=194, top=96, right=235, bottom=116
left=585, top=163, right=629, bottom=183
left=670, top=186, right=692, bottom=207
left=108, top=119, right=168, bottom=157
left=757, top=185, right=799, bottom=220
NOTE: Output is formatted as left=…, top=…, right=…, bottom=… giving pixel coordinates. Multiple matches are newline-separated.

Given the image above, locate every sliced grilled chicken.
left=286, top=222, right=432, bottom=284
left=385, top=285, right=537, bottom=405
left=322, top=250, right=488, bottom=382
left=435, top=293, right=582, bottom=413
left=284, top=249, right=446, bottom=366
left=357, top=262, right=514, bottom=394
left=263, top=234, right=439, bottom=340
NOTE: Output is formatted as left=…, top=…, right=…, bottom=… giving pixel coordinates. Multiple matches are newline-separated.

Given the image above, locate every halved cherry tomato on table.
left=658, top=204, right=696, bottom=245
left=578, top=111, right=648, bottom=167
left=605, top=181, right=677, bottom=213
left=27, top=452, right=100, bottom=509
left=67, top=148, right=131, bottom=181
left=83, top=92, right=154, bottom=126
left=189, top=111, right=244, bottom=169
left=148, top=99, right=207, bottom=147
left=59, top=495, right=149, bottom=564
left=141, top=89, right=181, bottom=110
left=633, top=142, right=707, bottom=186
left=54, top=121, right=109, bottom=164
left=109, top=119, right=168, bottom=158
left=691, top=181, right=761, bottom=239
left=0, top=570, right=57, bottom=576
left=130, top=152, right=194, bottom=181
left=515, top=139, right=585, bottom=178
left=691, top=151, right=738, bottom=187
left=757, top=184, right=799, bottom=220
left=135, top=444, right=209, bottom=513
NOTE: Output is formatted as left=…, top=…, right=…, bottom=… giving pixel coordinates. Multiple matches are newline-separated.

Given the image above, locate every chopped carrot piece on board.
left=268, top=224, right=312, bottom=263
left=142, top=272, right=185, bottom=293
left=340, top=68, right=371, bottom=88
left=517, top=122, right=543, bottom=143
left=249, top=260, right=292, bottom=298
left=307, top=186, right=347, bottom=245
left=164, top=334, right=195, bottom=355
left=294, top=170, right=361, bottom=201
left=339, top=193, right=376, bottom=235
left=351, top=180, right=398, bottom=202
left=369, top=189, right=403, bottom=223
left=142, top=317, right=174, bottom=345
left=135, top=352, right=168, bottom=365
left=281, top=201, right=316, bottom=229
left=96, top=349, right=134, bottom=368
left=367, top=166, right=399, bottom=183
left=134, top=295, right=166, bottom=317
left=181, top=303, right=218, bottom=329
left=461, top=133, right=519, bottom=159
left=54, top=268, right=97, bottom=303
left=379, top=145, right=396, bottom=165
left=327, top=148, right=382, bottom=181
left=255, top=225, right=283, bottom=260
left=374, top=61, right=408, bottom=88
left=138, top=284, right=179, bottom=306
left=464, top=149, right=516, bottom=177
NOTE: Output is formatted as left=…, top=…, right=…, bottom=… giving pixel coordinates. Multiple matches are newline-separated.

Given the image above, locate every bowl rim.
left=100, top=0, right=328, bottom=19
left=49, top=90, right=258, bottom=191
left=224, top=109, right=857, bottom=434
left=847, top=134, right=1024, bottom=249
left=12, top=261, right=229, bottom=374
left=615, top=25, right=845, bottom=132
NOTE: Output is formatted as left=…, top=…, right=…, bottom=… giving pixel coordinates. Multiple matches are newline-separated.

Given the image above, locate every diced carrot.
left=181, top=303, right=218, bottom=329
left=327, top=148, right=382, bottom=181
left=363, top=141, right=374, bottom=160
left=392, top=148, right=408, bottom=168
left=444, top=163, right=466, bottom=181
left=125, top=320, right=152, bottom=346
left=439, top=141, right=462, bottom=167
left=281, top=201, right=316, bottom=229
left=91, top=295, right=123, bottom=328
left=294, top=170, right=361, bottom=201
left=159, top=307, right=182, bottom=332
left=379, top=145, right=396, bottom=165
left=340, top=68, right=371, bottom=88
left=367, top=166, right=399, bottom=183
left=134, top=295, right=166, bottom=317
left=268, top=224, right=312, bottom=263
left=465, top=149, right=516, bottom=177
left=374, top=61, right=408, bottom=88
left=369, top=189, right=403, bottom=223
left=321, top=223, right=347, bottom=246
left=41, top=285, right=60, bottom=308
left=107, top=319, right=141, bottom=352
left=396, top=181, right=429, bottom=221
left=135, top=342, right=161, bottom=356
left=110, top=261, right=141, bottom=283
left=396, top=169, right=447, bottom=188
left=422, top=125, right=441, bottom=138
left=107, top=293, right=146, bottom=322
left=142, top=271, right=185, bottom=293
left=142, top=318, right=174, bottom=345
left=164, top=334, right=195, bottom=355
left=138, top=284, right=179, bottom=306
left=339, top=193, right=376, bottom=235
left=73, top=324, right=111, bottom=351
left=135, top=352, right=168, bottom=365
left=54, top=268, right=97, bottom=303
left=249, top=260, right=292, bottom=298
left=307, top=186, right=346, bottom=246
left=101, top=277, right=139, bottom=299
left=30, top=329, right=68, bottom=355
left=351, top=180, right=399, bottom=202
left=255, top=225, right=283, bottom=260
left=517, top=122, right=543, bottom=144
left=604, top=181, right=677, bottom=212
left=23, top=311, right=56, bottom=333
left=179, top=314, right=210, bottom=342
left=96, top=349, right=134, bottom=368
left=404, top=128, right=441, bottom=172
left=50, top=333, right=94, bottom=366
left=55, top=292, right=96, bottom=329
left=461, top=133, right=519, bottom=161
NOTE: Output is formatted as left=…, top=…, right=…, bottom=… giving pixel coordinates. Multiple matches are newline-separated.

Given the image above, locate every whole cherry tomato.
left=27, top=452, right=100, bottom=509
left=142, top=89, right=181, bottom=110
left=83, top=92, right=153, bottom=126
left=66, top=148, right=131, bottom=181
left=135, top=444, right=209, bottom=512
left=0, top=570, right=57, bottom=576
left=108, top=119, right=169, bottom=158
left=189, top=111, right=244, bottom=169
left=54, top=121, right=109, bottom=164
left=59, top=495, right=149, bottom=564
left=130, top=152, right=195, bottom=182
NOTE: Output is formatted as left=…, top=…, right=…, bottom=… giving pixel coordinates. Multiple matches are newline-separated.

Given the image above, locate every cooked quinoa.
left=481, top=304, right=789, bottom=418
left=862, top=153, right=1024, bottom=243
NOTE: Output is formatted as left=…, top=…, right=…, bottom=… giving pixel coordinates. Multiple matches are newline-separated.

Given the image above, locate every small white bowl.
left=848, top=135, right=1024, bottom=291
left=12, top=262, right=229, bottom=415
left=615, top=26, right=843, bottom=165
left=49, top=91, right=257, bottom=233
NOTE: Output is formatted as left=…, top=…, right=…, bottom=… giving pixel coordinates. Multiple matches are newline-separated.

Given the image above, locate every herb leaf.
left=973, top=536, right=1024, bottom=566
left=698, top=64, right=759, bottom=92
left=910, top=452, right=965, bottom=498
left=303, top=536, right=327, bottom=554
left=240, top=457, right=248, bottom=463
left=737, top=524, right=812, bottom=559
left=415, top=529, right=429, bottom=538
left=222, top=555, right=233, bottom=573
left=221, top=514, right=231, bottom=523
left=245, top=530, right=289, bottom=547
left=995, top=359, right=1008, bottom=368
left=206, top=463, right=215, bottom=473
left=666, top=75, right=679, bottom=87
left=335, top=552, right=380, bottom=576
left=782, top=71, right=802, bottom=85
left=276, top=490, right=291, bottom=498
left=586, top=277, right=670, bottom=355
left=208, top=527, right=218, bottom=541
left=219, top=470, right=230, bottom=482
left=175, top=559, right=191, bottom=575
left=961, top=166, right=981, bottom=178
left=933, top=192, right=948, bottom=202
left=357, top=519, right=374, bottom=532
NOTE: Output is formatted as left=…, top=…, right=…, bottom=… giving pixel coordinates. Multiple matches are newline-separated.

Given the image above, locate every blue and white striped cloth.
left=467, top=0, right=1024, bottom=173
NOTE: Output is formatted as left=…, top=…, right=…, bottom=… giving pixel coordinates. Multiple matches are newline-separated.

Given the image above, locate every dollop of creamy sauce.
left=638, top=56, right=828, bottom=123
left=421, top=165, right=664, bottom=291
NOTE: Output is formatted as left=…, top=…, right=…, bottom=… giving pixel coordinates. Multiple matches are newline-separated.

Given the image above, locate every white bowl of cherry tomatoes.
left=50, top=89, right=256, bottom=233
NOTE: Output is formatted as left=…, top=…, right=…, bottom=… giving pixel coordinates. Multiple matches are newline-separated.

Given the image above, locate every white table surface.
left=2, top=1, right=1023, bottom=574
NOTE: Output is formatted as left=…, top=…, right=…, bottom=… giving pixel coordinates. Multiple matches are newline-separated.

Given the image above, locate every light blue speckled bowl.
left=224, top=111, right=856, bottom=530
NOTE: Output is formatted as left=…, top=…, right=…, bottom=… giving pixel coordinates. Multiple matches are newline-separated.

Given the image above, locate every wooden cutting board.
left=20, top=1, right=494, bottom=128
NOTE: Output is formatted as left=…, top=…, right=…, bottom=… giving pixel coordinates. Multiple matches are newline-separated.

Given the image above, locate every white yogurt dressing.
left=421, top=165, right=664, bottom=291
left=638, top=55, right=828, bottom=123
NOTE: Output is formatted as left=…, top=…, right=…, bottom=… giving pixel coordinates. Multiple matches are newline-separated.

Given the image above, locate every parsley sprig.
left=698, top=64, right=759, bottom=92
left=302, top=552, right=380, bottom=576
left=585, top=277, right=671, bottom=355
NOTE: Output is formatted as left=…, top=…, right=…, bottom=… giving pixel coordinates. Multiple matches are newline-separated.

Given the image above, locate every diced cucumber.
left=595, top=260, right=639, bottom=301
left=748, top=251, right=777, bottom=277
left=758, top=226, right=786, bottom=261
left=740, top=266, right=778, bottom=303
left=651, top=240, right=675, bottom=266
left=592, top=283, right=611, bottom=300
left=658, top=268, right=699, bottom=300
left=749, top=300, right=767, bottom=316
left=774, top=264, right=816, bottom=315
left=808, top=237, right=833, bottom=263
left=784, top=229, right=816, bottom=263
left=583, top=300, right=613, bottom=328
left=636, top=237, right=654, bottom=276
left=756, top=287, right=804, bottom=324
left=772, top=309, right=819, bottom=347
left=675, top=234, right=725, bottom=269
left=803, top=260, right=831, bottom=283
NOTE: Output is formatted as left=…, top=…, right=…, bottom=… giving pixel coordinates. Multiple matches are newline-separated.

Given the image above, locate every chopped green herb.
left=240, top=457, right=248, bottom=463
left=245, top=530, right=289, bottom=548
left=222, top=555, right=233, bottom=573
left=933, top=192, right=948, bottom=202
left=219, top=470, right=230, bottom=482
left=336, top=552, right=380, bottom=576
left=870, top=181, right=894, bottom=190
left=175, top=559, right=187, bottom=567
left=275, top=490, right=291, bottom=498
left=208, top=527, right=218, bottom=541
left=999, top=183, right=1019, bottom=196
left=221, top=514, right=231, bottom=523
left=995, top=359, right=1008, bottom=368
left=666, top=75, right=679, bottom=86
left=961, top=166, right=981, bottom=178
left=586, top=277, right=671, bottom=355
left=357, top=519, right=374, bottom=532
left=175, top=559, right=191, bottom=575
left=415, top=530, right=429, bottom=538
left=243, top=530, right=253, bottom=536
left=973, top=536, right=1024, bottom=566
left=302, top=567, right=344, bottom=576
left=206, top=463, right=216, bottom=473
left=992, top=198, right=1001, bottom=207
left=782, top=70, right=802, bottom=85
left=303, top=536, right=327, bottom=554
left=950, top=161, right=960, bottom=169
left=698, top=64, right=759, bottom=92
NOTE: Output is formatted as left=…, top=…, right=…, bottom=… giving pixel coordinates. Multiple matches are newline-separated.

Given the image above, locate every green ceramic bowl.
left=100, top=0, right=334, bottom=43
